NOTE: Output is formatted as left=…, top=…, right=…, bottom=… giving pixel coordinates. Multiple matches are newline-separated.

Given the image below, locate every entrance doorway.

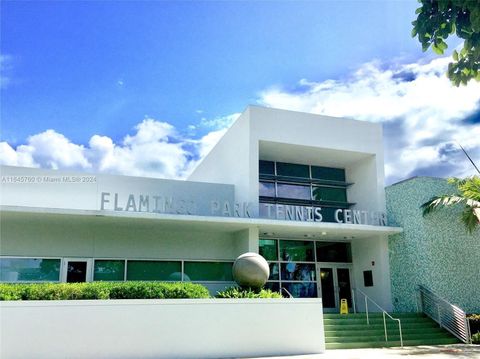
left=61, top=259, right=92, bottom=283
left=318, top=265, right=353, bottom=312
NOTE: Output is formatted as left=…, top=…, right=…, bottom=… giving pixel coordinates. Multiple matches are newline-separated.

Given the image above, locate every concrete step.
left=323, top=312, right=460, bottom=349
left=324, top=326, right=446, bottom=337
left=325, top=332, right=454, bottom=343
left=325, top=337, right=460, bottom=349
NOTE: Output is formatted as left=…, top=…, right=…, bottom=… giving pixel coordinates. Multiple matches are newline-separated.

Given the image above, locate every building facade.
left=0, top=106, right=402, bottom=311
left=386, top=177, right=480, bottom=313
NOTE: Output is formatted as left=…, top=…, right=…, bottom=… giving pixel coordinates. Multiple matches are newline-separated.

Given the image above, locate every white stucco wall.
left=188, top=109, right=255, bottom=207
left=189, top=106, right=386, bottom=213
left=0, top=211, right=245, bottom=260
left=0, top=165, right=234, bottom=216
left=0, top=299, right=325, bottom=359
left=351, top=235, right=393, bottom=311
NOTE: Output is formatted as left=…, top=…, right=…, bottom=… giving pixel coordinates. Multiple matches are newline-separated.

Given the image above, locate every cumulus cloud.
left=258, top=57, right=480, bottom=184
left=2, top=56, right=479, bottom=184
left=0, top=117, right=233, bottom=179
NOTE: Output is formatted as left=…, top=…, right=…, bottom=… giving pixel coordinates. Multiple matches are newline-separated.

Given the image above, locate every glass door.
left=317, top=264, right=353, bottom=312
left=61, top=258, right=92, bottom=283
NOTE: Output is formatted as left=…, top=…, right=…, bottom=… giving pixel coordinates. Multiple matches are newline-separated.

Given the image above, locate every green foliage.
left=421, top=176, right=480, bottom=234
left=0, top=281, right=211, bottom=301
left=216, top=286, right=283, bottom=299
left=468, top=313, right=480, bottom=321
left=472, top=332, right=480, bottom=344
left=412, top=0, right=480, bottom=86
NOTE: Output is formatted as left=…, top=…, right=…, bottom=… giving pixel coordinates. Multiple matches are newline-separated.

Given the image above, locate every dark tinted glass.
left=280, top=240, right=314, bottom=262
left=312, top=166, right=345, bottom=182
left=259, top=181, right=275, bottom=197
left=283, top=282, right=317, bottom=298
left=259, top=239, right=278, bottom=260
left=277, top=183, right=311, bottom=200
left=264, top=282, right=280, bottom=292
left=259, top=160, right=275, bottom=175
left=316, top=242, right=352, bottom=262
left=94, top=260, right=125, bottom=281
left=320, top=268, right=335, bottom=307
left=269, top=263, right=280, bottom=280
left=127, top=260, right=181, bottom=281
left=320, top=207, right=345, bottom=223
left=0, top=258, right=60, bottom=282
left=276, top=162, right=309, bottom=178
left=184, top=262, right=233, bottom=281
left=67, top=261, right=88, bottom=283
left=312, top=186, right=347, bottom=202
left=281, top=263, right=316, bottom=281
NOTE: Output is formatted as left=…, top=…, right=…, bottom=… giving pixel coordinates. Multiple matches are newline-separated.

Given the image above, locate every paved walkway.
left=247, top=345, right=480, bottom=359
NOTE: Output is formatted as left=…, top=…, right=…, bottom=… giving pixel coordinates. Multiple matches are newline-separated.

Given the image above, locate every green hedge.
left=0, top=282, right=211, bottom=301
left=216, top=286, right=283, bottom=298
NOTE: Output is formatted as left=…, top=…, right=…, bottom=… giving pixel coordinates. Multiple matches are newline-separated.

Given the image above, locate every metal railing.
left=417, top=285, right=471, bottom=344
left=352, top=288, right=403, bottom=347
left=281, top=287, right=294, bottom=298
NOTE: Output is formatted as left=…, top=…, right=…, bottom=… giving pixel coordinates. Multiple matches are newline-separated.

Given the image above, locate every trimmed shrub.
left=0, top=282, right=210, bottom=301
left=216, top=286, right=283, bottom=299
left=472, top=332, right=480, bottom=344
left=468, top=314, right=480, bottom=337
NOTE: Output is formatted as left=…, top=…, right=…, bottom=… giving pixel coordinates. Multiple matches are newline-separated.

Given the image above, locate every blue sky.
left=1, top=1, right=479, bottom=184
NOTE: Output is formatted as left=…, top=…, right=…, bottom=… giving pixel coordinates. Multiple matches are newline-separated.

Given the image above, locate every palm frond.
left=421, top=195, right=467, bottom=216
left=461, top=207, right=480, bottom=234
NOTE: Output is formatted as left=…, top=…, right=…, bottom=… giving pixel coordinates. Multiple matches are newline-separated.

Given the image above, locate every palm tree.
left=421, top=176, right=480, bottom=234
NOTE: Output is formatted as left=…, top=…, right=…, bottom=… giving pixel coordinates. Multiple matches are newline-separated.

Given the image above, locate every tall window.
left=259, top=160, right=352, bottom=222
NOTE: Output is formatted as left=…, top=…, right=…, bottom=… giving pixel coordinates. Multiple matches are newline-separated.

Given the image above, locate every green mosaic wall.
left=386, top=177, right=480, bottom=313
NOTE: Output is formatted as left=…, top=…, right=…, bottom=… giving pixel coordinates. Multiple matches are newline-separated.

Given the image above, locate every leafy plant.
left=412, top=0, right=480, bottom=86
left=0, top=281, right=210, bottom=301
left=216, top=286, right=283, bottom=299
left=472, top=332, right=480, bottom=344
left=421, top=176, right=480, bottom=234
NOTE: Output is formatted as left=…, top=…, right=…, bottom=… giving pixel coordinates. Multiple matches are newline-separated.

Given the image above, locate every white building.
left=0, top=106, right=402, bottom=311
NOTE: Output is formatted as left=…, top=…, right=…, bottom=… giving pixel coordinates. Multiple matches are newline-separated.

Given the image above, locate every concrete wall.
left=0, top=212, right=242, bottom=260
left=0, top=298, right=325, bottom=359
left=188, top=109, right=254, bottom=207
left=0, top=165, right=234, bottom=216
left=190, top=106, right=387, bottom=214
left=351, top=236, right=393, bottom=311
left=386, top=177, right=480, bottom=313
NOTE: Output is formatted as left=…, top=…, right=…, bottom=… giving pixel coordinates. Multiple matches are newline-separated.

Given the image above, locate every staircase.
left=324, top=313, right=460, bottom=349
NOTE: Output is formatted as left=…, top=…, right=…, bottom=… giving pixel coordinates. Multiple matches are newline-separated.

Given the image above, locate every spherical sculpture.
left=232, top=252, right=270, bottom=288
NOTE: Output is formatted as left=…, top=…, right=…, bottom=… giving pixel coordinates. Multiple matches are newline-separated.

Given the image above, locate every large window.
left=127, top=260, right=181, bottom=281
left=0, top=257, right=236, bottom=284
left=259, top=161, right=351, bottom=223
left=260, top=239, right=352, bottom=298
left=276, top=183, right=311, bottom=200
left=276, top=162, right=310, bottom=178
left=184, top=261, right=233, bottom=281
left=94, top=260, right=125, bottom=281
left=279, top=240, right=314, bottom=262
left=0, top=258, right=60, bottom=282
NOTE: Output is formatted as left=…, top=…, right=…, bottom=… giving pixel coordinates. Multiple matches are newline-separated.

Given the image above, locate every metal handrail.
left=281, top=287, right=294, bottom=298
left=417, top=285, right=471, bottom=344
left=352, top=288, right=403, bottom=347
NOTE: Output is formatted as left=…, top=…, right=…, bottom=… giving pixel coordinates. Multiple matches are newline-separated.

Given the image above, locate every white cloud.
left=199, top=113, right=240, bottom=130
left=0, top=116, right=235, bottom=180
left=258, top=57, right=480, bottom=184
left=2, top=56, right=479, bottom=184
